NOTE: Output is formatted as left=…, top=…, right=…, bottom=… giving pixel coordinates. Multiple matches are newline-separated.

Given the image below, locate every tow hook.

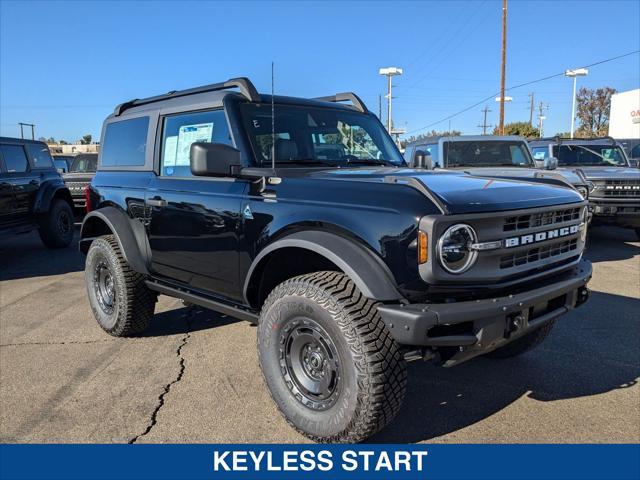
left=576, top=287, right=590, bottom=307
left=505, top=312, right=526, bottom=338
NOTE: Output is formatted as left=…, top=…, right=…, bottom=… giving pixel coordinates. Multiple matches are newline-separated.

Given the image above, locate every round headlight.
left=577, top=186, right=589, bottom=199
left=437, top=224, right=478, bottom=274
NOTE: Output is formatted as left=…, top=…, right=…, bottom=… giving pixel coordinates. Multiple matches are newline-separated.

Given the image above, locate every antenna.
left=271, top=62, right=276, bottom=173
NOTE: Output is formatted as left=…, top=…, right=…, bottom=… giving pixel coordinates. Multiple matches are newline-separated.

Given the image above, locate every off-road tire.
left=257, top=271, right=407, bottom=443
left=85, top=235, right=156, bottom=336
left=38, top=199, right=74, bottom=248
left=485, top=320, right=555, bottom=359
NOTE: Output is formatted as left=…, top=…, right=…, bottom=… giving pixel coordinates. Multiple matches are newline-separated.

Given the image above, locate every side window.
left=160, top=110, right=231, bottom=177
left=532, top=146, right=549, bottom=160
left=422, top=144, right=440, bottom=167
left=101, top=116, right=149, bottom=167
left=26, top=143, right=54, bottom=169
left=0, top=144, right=29, bottom=173
left=403, top=146, right=414, bottom=163
left=631, top=144, right=640, bottom=158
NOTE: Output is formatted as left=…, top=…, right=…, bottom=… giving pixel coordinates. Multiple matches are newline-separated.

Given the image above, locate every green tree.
left=493, top=121, right=540, bottom=138
left=575, top=86, right=616, bottom=137
left=80, top=134, right=92, bottom=145
left=401, top=130, right=462, bottom=148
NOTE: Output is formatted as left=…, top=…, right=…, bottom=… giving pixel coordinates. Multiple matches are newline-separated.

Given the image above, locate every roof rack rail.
left=314, top=92, right=369, bottom=113
left=113, top=77, right=260, bottom=116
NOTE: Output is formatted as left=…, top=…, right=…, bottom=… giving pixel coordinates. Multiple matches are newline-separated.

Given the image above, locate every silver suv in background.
left=529, top=137, right=640, bottom=239
left=404, top=135, right=592, bottom=199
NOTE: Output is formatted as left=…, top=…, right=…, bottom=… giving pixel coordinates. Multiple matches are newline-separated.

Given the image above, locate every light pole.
left=565, top=68, right=588, bottom=138
left=379, top=67, right=403, bottom=132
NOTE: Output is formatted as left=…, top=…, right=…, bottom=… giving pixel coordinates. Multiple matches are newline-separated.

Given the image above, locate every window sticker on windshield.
left=533, top=151, right=546, bottom=160
left=175, top=122, right=213, bottom=166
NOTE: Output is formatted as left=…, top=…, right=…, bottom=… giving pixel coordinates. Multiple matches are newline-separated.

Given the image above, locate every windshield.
left=552, top=144, right=628, bottom=167
left=442, top=140, right=533, bottom=168
left=70, top=154, right=98, bottom=173
left=53, top=159, right=68, bottom=172
left=240, top=103, right=404, bottom=167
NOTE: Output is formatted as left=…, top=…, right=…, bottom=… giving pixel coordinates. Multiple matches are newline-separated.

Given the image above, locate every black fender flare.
left=33, top=181, right=73, bottom=214
left=79, top=206, right=150, bottom=275
left=243, top=230, right=403, bottom=303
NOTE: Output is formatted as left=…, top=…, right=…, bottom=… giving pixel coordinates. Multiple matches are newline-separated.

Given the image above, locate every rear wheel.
left=85, top=235, right=156, bottom=336
left=38, top=199, right=74, bottom=248
left=257, top=271, right=407, bottom=443
left=485, top=320, right=555, bottom=359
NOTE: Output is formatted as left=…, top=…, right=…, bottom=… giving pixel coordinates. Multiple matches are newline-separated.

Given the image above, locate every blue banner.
left=1, top=444, right=638, bottom=480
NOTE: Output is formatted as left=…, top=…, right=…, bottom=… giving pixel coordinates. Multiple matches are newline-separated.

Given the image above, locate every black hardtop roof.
left=0, top=136, right=48, bottom=147
left=112, top=77, right=369, bottom=118
left=529, top=136, right=621, bottom=147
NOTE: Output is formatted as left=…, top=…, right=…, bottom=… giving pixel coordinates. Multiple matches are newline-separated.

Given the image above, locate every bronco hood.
left=570, top=166, right=640, bottom=181
left=306, top=168, right=583, bottom=214
left=452, top=166, right=585, bottom=188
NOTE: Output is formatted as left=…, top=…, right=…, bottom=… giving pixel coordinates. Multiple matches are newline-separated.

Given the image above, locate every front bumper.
left=589, top=198, right=640, bottom=228
left=378, top=259, right=592, bottom=366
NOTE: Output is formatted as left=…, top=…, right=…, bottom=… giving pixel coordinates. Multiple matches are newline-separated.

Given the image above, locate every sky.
left=1, top=0, right=639, bottom=142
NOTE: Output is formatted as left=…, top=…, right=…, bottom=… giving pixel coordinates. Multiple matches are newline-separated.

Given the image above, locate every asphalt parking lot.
left=0, top=226, right=638, bottom=444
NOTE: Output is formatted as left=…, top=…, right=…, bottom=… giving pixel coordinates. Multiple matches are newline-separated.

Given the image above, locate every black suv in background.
left=80, top=78, right=591, bottom=443
left=63, top=153, right=97, bottom=213
left=404, top=135, right=592, bottom=199
left=0, top=137, right=75, bottom=248
left=530, top=137, right=640, bottom=238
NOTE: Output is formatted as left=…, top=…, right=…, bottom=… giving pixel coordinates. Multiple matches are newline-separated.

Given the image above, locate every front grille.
left=503, top=207, right=581, bottom=232
left=65, top=181, right=87, bottom=194
left=499, top=239, right=578, bottom=269
left=594, top=180, right=640, bottom=198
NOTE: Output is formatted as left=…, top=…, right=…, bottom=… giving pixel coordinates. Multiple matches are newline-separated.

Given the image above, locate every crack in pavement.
left=128, top=309, right=194, bottom=444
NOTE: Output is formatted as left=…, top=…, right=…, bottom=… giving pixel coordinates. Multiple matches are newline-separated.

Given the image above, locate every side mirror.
left=544, top=156, right=558, bottom=170
left=414, top=150, right=434, bottom=169
left=190, top=142, right=241, bottom=177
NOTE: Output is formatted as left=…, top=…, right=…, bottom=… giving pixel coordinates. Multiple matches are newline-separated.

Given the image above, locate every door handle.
left=146, top=197, right=167, bottom=207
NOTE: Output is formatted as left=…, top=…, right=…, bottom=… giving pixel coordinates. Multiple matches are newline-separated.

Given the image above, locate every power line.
left=405, top=49, right=640, bottom=134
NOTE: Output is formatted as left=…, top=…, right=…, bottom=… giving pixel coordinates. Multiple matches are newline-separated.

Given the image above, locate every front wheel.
left=257, top=271, right=407, bottom=443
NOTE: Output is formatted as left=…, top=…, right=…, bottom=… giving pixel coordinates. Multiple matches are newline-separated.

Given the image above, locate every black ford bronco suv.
left=530, top=137, right=640, bottom=239
left=80, top=78, right=592, bottom=443
left=0, top=137, right=75, bottom=248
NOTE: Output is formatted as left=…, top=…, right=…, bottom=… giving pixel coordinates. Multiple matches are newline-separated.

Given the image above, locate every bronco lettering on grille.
left=504, top=224, right=580, bottom=248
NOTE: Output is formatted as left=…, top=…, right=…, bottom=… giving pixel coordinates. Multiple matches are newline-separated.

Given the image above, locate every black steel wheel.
left=258, top=271, right=407, bottom=443
left=85, top=235, right=156, bottom=337
left=38, top=199, right=74, bottom=248
left=280, top=317, right=342, bottom=411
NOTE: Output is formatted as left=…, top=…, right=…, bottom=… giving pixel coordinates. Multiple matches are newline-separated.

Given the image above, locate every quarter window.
left=101, top=116, right=149, bottom=167
left=26, top=143, right=54, bottom=169
left=160, top=110, right=232, bottom=177
left=0, top=144, right=29, bottom=173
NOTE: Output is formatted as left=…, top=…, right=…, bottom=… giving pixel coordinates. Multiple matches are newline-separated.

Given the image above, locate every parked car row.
left=405, top=135, right=640, bottom=239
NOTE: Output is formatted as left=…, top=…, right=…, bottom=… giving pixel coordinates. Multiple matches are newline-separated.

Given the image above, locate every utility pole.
left=478, top=105, right=492, bottom=135
left=537, top=101, right=549, bottom=138
left=528, top=92, right=535, bottom=127
left=18, top=122, right=35, bottom=140
left=498, top=0, right=508, bottom=135
left=379, top=67, right=403, bottom=132
left=378, top=94, right=382, bottom=121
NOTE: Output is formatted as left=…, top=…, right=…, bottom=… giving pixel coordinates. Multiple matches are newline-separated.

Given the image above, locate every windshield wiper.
left=345, top=159, right=390, bottom=166
left=274, top=160, right=337, bottom=167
